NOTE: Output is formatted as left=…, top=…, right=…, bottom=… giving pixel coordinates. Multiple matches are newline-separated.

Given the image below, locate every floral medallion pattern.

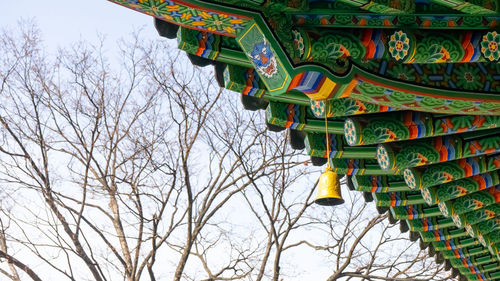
left=310, top=100, right=325, bottom=117
left=388, top=30, right=410, bottom=61
left=377, top=145, right=391, bottom=170
left=481, top=31, right=500, bottom=61
left=344, top=119, right=357, bottom=146
left=454, top=64, right=482, bottom=90
left=386, top=64, right=415, bottom=82
left=421, top=187, right=434, bottom=205
left=403, top=169, right=417, bottom=190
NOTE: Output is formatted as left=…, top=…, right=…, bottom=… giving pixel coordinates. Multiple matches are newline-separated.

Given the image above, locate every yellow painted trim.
left=237, top=23, right=257, bottom=44
left=308, top=78, right=336, bottom=100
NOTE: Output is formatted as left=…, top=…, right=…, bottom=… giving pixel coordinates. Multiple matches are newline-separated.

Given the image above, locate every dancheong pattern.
left=111, top=0, right=250, bottom=36
left=359, top=60, right=500, bottom=94
left=112, top=0, right=500, bottom=279
left=292, top=14, right=500, bottom=30
left=349, top=79, right=500, bottom=116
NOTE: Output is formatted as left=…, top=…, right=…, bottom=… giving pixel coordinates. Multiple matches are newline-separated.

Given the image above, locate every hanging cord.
left=324, top=103, right=331, bottom=169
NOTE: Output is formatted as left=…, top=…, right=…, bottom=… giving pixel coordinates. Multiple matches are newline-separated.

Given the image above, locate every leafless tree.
left=0, top=23, right=304, bottom=281
left=296, top=191, right=455, bottom=281
left=0, top=22, right=456, bottom=281
left=239, top=148, right=315, bottom=281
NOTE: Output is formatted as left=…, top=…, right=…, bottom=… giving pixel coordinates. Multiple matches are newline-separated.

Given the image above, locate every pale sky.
left=0, top=2, right=326, bottom=279
left=1, top=0, right=157, bottom=51
left=0, top=3, right=332, bottom=279
left=0, top=3, right=410, bottom=281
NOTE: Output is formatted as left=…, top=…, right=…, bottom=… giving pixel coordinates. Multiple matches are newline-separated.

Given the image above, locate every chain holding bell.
left=315, top=99, right=344, bottom=206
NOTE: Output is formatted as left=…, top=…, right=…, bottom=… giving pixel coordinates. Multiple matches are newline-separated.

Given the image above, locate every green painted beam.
left=407, top=216, right=455, bottom=231
left=453, top=203, right=500, bottom=228
left=291, top=12, right=500, bottom=30
left=348, top=77, right=500, bottom=116
left=344, top=112, right=500, bottom=146
left=403, top=153, right=500, bottom=190
left=262, top=92, right=310, bottom=106
left=479, top=229, right=500, bottom=248
left=266, top=101, right=346, bottom=133
left=352, top=175, right=411, bottom=192
left=374, top=190, right=425, bottom=206
left=217, top=48, right=253, bottom=68
left=458, top=262, right=500, bottom=275
left=310, top=97, right=397, bottom=118
left=304, top=119, right=346, bottom=134
left=376, top=132, right=500, bottom=173
left=391, top=205, right=442, bottom=220
left=463, top=270, right=500, bottom=280
left=441, top=245, right=492, bottom=259
left=449, top=253, right=500, bottom=268
left=297, top=28, right=500, bottom=66
left=420, top=170, right=500, bottom=206
left=224, top=64, right=266, bottom=98
left=466, top=216, right=500, bottom=238
left=305, top=133, right=377, bottom=159
left=438, top=185, right=500, bottom=218
left=433, top=236, right=480, bottom=250
left=223, top=65, right=313, bottom=106
left=420, top=226, right=468, bottom=242
left=333, top=0, right=413, bottom=14
left=330, top=158, right=397, bottom=175
left=429, top=0, right=497, bottom=14
left=177, top=26, right=252, bottom=67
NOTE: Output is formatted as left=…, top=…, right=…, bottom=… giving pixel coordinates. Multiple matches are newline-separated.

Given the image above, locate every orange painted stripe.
left=288, top=72, right=305, bottom=91
left=339, top=78, right=358, bottom=98
left=440, top=146, right=448, bottom=162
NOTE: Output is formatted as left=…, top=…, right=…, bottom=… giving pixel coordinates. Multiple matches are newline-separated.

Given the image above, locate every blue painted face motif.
left=249, top=41, right=277, bottom=78
left=251, top=42, right=272, bottom=67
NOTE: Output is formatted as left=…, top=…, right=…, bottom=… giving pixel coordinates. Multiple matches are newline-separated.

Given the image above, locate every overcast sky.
left=0, top=3, right=383, bottom=280
left=1, top=0, right=157, bottom=51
